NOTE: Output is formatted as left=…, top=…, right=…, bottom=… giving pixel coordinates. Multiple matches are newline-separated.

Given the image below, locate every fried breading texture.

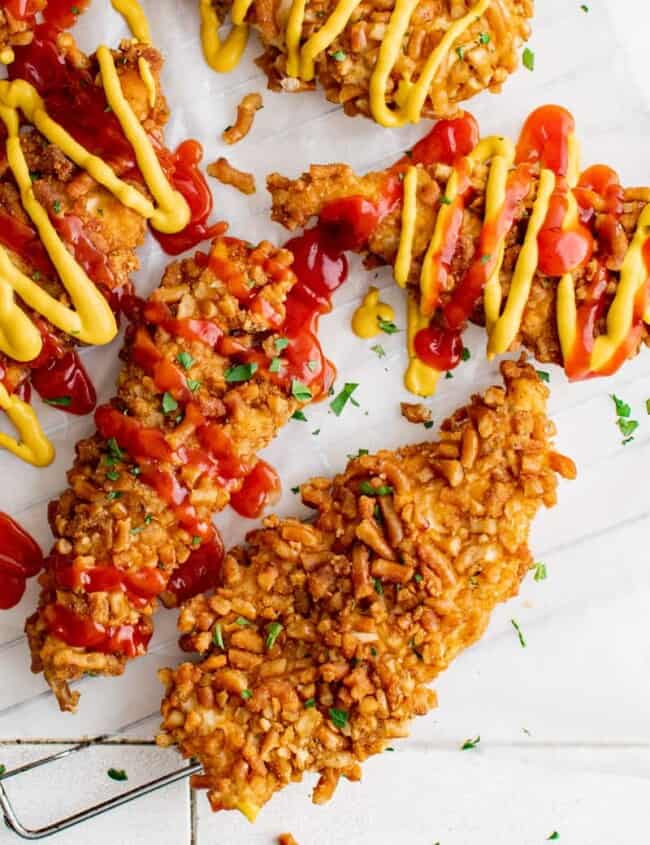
left=214, top=0, right=533, bottom=121
left=268, top=161, right=650, bottom=366
left=157, top=359, right=575, bottom=818
left=26, top=236, right=301, bottom=712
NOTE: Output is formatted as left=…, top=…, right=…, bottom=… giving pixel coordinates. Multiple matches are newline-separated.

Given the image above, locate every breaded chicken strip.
left=26, top=234, right=328, bottom=712
left=207, top=0, right=532, bottom=123
left=268, top=108, right=650, bottom=382
left=157, top=359, right=575, bottom=819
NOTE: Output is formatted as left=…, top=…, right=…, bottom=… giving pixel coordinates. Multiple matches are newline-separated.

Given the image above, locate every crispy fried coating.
left=213, top=0, right=533, bottom=121
left=0, top=37, right=169, bottom=393
left=26, top=236, right=302, bottom=712
left=157, top=359, right=575, bottom=818
left=0, top=1, right=45, bottom=56
left=268, top=162, right=650, bottom=366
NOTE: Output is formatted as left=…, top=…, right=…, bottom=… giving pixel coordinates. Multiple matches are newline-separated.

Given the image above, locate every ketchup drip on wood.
left=0, top=512, right=43, bottom=610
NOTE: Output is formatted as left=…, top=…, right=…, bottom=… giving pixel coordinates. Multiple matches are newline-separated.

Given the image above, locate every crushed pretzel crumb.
left=400, top=402, right=432, bottom=424
left=207, top=157, right=256, bottom=195
left=223, top=92, right=263, bottom=145
left=278, top=835, right=300, bottom=845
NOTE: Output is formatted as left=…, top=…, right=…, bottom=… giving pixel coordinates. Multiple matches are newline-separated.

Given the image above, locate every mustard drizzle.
left=111, top=0, right=152, bottom=42
left=199, top=0, right=491, bottom=126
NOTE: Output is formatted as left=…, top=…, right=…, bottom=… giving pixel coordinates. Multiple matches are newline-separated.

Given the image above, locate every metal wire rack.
left=0, top=736, right=201, bottom=840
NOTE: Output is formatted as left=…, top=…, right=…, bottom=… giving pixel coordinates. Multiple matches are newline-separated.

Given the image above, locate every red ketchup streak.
left=0, top=512, right=43, bottom=610
left=30, top=350, right=97, bottom=415
left=164, top=535, right=225, bottom=606
left=230, top=460, right=281, bottom=518
left=43, top=603, right=152, bottom=657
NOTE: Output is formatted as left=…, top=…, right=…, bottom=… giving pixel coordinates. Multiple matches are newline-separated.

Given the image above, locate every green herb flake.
left=213, top=623, right=225, bottom=650
left=547, top=834, right=560, bottom=841
left=304, top=697, right=316, bottom=709
left=359, top=481, right=393, bottom=497
left=371, top=343, right=386, bottom=358
left=373, top=578, right=384, bottom=596
left=439, top=195, right=452, bottom=205
left=161, top=392, right=178, bottom=414
left=330, top=49, right=347, bottom=61
left=0, top=765, right=5, bottom=776
left=235, top=617, right=250, bottom=627
left=191, top=535, right=202, bottom=547
left=460, top=735, right=480, bottom=751
left=106, top=470, right=120, bottom=482
left=522, top=47, right=535, bottom=71
left=307, top=360, right=318, bottom=372
left=511, top=618, right=527, bottom=648
left=536, top=370, right=550, bottom=383
left=611, top=394, right=631, bottom=418
left=580, top=4, right=589, bottom=10
left=646, top=398, right=650, bottom=416
left=176, top=351, right=194, bottom=370
left=445, top=371, right=453, bottom=380
left=456, top=46, right=465, bottom=60
left=107, top=768, right=128, bottom=782
left=329, top=707, right=348, bottom=729
left=478, top=31, right=490, bottom=44
left=187, top=378, right=201, bottom=393
left=377, top=317, right=399, bottom=335
left=241, top=689, right=253, bottom=700
left=52, top=200, right=62, bottom=214
left=461, top=347, right=471, bottom=362
left=106, top=491, right=122, bottom=501
left=225, top=362, right=258, bottom=383
left=291, top=379, right=312, bottom=402
left=618, top=418, right=639, bottom=438
left=330, top=382, right=359, bottom=416
left=292, top=410, right=308, bottom=422
left=533, top=561, right=547, bottom=582
left=414, top=573, right=423, bottom=582
left=385, top=747, right=395, bottom=752
left=423, top=420, right=434, bottom=429
left=45, top=396, right=72, bottom=407
left=269, top=357, right=282, bottom=373
left=291, top=485, right=300, bottom=494
left=266, top=621, right=283, bottom=650
left=274, top=337, right=289, bottom=352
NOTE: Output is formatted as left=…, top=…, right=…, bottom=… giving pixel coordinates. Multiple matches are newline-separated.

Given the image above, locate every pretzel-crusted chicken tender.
left=26, top=234, right=321, bottom=712
left=157, top=359, right=575, bottom=818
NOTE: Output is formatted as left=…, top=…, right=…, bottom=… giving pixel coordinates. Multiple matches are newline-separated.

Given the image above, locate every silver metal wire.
left=0, top=738, right=201, bottom=840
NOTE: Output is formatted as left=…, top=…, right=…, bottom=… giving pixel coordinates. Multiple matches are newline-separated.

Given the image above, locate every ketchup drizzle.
left=0, top=512, right=43, bottom=611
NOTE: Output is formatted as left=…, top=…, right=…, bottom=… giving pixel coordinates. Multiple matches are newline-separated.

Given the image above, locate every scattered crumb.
left=278, top=835, right=300, bottom=845
left=400, top=402, right=432, bottom=424
left=207, top=157, right=256, bottom=195
left=223, top=92, right=263, bottom=144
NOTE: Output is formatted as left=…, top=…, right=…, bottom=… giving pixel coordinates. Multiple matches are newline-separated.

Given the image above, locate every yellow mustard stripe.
left=487, top=169, right=556, bottom=358
left=404, top=295, right=440, bottom=396
left=351, top=287, right=395, bottom=338
left=286, top=0, right=307, bottom=78
left=395, top=165, right=418, bottom=288
left=556, top=273, right=577, bottom=363
left=590, top=203, right=650, bottom=371
left=0, top=384, right=55, bottom=467
left=419, top=168, right=460, bottom=317
left=111, top=0, right=152, bottom=42
left=298, top=0, right=362, bottom=81
left=96, top=46, right=190, bottom=233
left=0, top=48, right=14, bottom=65
left=138, top=57, right=157, bottom=109
left=199, top=0, right=250, bottom=72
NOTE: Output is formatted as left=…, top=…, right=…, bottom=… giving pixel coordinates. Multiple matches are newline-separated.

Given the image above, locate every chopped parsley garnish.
left=373, top=578, right=383, bottom=596
left=330, top=382, right=359, bottom=416
left=359, top=481, right=393, bottom=497
left=107, top=768, right=128, bottom=782
left=371, top=343, right=386, bottom=358
left=423, top=420, right=434, bottom=429
left=292, top=410, right=308, bottom=421
left=522, top=47, right=535, bottom=71
left=45, top=396, right=72, bottom=407
left=307, top=360, right=318, bottom=372
left=0, top=764, right=5, bottom=776
left=106, top=470, right=120, bottom=482
left=191, top=535, right=202, bottom=547
left=533, top=561, right=547, bottom=582
left=106, top=491, right=122, bottom=501
left=329, top=707, right=348, bottom=729
left=161, top=392, right=178, bottom=414
left=611, top=394, right=638, bottom=444
left=480, top=253, right=492, bottom=264
left=413, top=573, right=423, bottom=582
left=304, top=698, right=316, bottom=708
left=377, top=316, right=399, bottom=334
left=312, top=428, right=320, bottom=436
left=547, top=834, right=560, bottom=841
left=439, top=195, right=452, bottom=205
left=107, top=438, right=125, bottom=462
left=225, top=363, right=258, bottom=383
left=213, top=623, right=224, bottom=650
left=266, top=621, right=283, bottom=649
left=291, top=485, right=300, bottom=494
left=536, top=370, right=550, bottom=383
left=269, top=357, right=281, bottom=373
left=187, top=378, right=201, bottom=393
left=511, top=618, right=526, bottom=648
left=241, top=689, right=253, bottom=700
left=348, top=448, right=369, bottom=459
left=478, top=31, right=490, bottom=44
left=370, top=646, right=377, bottom=657
left=176, top=352, right=194, bottom=370
left=385, top=747, right=395, bottom=752
left=330, top=50, right=346, bottom=61
left=52, top=200, right=62, bottom=214
left=291, top=379, right=312, bottom=402
left=461, top=735, right=481, bottom=751
left=445, top=371, right=453, bottom=379
left=461, top=347, right=471, bottom=362
left=274, top=337, right=289, bottom=352
left=456, top=46, right=465, bottom=60
left=235, top=617, right=250, bottom=627
left=646, top=398, right=650, bottom=415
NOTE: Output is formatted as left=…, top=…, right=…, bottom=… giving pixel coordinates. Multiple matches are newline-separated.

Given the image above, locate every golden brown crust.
left=26, top=236, right=302, bottom=712
left=214, top=0, right=533, bottom=120
left=157, top=359, right=574, bottom=816
left=268, top=162, right=650, bottom=366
